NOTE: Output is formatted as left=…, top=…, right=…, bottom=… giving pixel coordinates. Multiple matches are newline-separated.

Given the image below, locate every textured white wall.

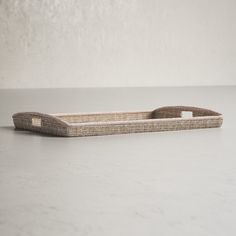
left=0, top=0, right=236, bottom=88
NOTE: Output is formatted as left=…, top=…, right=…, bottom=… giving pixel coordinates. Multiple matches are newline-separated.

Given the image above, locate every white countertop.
left=0, top=87, right=235, bottom=236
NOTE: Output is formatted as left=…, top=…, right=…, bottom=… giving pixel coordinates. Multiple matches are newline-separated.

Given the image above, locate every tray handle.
left=152, top=106, right=222, bottom=119
left=12, top=112, right=69, bottom=135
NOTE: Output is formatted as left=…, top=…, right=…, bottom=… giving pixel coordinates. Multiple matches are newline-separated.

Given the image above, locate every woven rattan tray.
left=12, top=106, right=223, bottom=137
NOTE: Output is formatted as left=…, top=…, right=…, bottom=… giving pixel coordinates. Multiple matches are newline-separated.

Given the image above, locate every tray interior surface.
left=55, top=111, right=153, bottom=124
left=54, top=107, right=220, bottom=125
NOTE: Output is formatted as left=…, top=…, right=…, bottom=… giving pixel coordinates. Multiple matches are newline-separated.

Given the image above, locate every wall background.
left=0, top=0, right=236, bottom=89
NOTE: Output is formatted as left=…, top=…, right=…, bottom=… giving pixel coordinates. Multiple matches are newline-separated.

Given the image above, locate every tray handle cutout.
left=32, top=117, right=42, bottom=127
left=181, top=111, right=193, bottom=118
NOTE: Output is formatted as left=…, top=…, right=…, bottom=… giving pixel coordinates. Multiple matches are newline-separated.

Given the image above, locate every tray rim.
left=12, top=106, right=223, bottom=137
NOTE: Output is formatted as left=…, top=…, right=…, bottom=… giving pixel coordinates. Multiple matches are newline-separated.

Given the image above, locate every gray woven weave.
left=12, top=106, right=223, bottom=137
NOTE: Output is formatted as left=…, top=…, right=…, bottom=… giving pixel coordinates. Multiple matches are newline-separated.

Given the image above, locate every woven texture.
left=12, top=106, right=223, bottom=137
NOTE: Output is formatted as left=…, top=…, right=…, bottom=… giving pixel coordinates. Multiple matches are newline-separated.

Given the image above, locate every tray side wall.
left=67, top=116, right=223, bottom=137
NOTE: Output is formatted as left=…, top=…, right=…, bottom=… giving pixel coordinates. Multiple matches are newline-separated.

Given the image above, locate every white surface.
left=0, top=87, right=236, bottom=236
left=1, top=0, right=236, bottom=88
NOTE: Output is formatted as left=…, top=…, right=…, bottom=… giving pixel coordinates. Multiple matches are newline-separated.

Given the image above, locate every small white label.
left=181, top=111, right=193, bottom=118
left=32, top=117, right=41, bottom=127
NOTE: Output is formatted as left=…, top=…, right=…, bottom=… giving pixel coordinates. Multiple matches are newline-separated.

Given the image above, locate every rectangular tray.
left=12, top=106, right=223, bottom=137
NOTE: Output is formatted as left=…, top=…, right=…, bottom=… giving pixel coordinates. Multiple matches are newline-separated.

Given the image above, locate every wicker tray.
left=12, top=106, right=223, bottom=137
